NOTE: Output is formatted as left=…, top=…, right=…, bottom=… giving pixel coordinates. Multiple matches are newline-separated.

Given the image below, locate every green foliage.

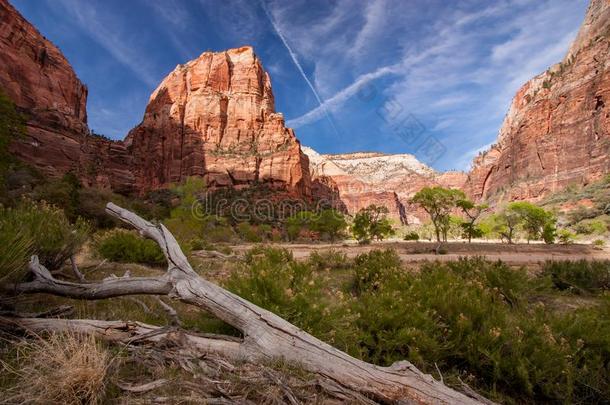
left=236, top=222, right=263, bottom=243
left=347, top=256, right=609, bottom=402
left=508, top=201, right=556, bottom=243
left=222, top=247, right=610, bottom=403
left=543, top=260, right=610, bottom=294
left=226, top=246, right=354, bottom=347
left=411, top=187, right=465, bottom=242
left=403, top=231, right=420, bottom=241
left=94, top=229, right=164, bottom=266
left=557, top=229, right=576, bottom=244
left=0, top=210, right=32, bottom=283
left=351, top=205, right=394, bottom=243
left=573, top=218, right=608, bottom=235
left=593, top=239, right=606, bottom=249
left=457, top=199, right=488, bottom=242
left=311, top=209, right=347, bottom=241
left=284, top=209, right=347, bottom=242
left=1, top=200, right=90, bottom=270
left=307, top=249, right=350, bottom=271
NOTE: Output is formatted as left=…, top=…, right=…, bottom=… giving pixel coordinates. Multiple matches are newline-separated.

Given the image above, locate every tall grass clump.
left=543, top=260, right=610, bottom=294
left=0, top=217, right=32, bottom=283
left=0, top=199, right=89, bottom=271
left=94, top=229, right=165, bottom=266
left=1, top=333, right=112, bottom=404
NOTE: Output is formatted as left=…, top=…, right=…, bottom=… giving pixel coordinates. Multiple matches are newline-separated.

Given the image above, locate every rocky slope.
left=303, top=147, right=467, bottom=223
left=0, top=0, right=135, bottom=192
left=465, top=0, right=610, bottom=204
left=126, top=46, right=311, bottom=196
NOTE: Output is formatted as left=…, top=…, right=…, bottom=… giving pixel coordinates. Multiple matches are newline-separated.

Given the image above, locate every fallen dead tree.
left=2, top=202, right=488, bottom=404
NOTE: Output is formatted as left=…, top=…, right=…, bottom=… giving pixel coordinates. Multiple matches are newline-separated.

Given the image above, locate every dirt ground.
left=229, top=241, right=610, bottom=267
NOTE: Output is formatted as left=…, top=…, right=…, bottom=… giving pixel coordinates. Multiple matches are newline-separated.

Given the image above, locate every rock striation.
left=465, top=0, right=610, bottom=204
left=303, top=147, right=467, bottom=223
left=126, top=46, right=311, bottom=196
left=0, top=0, right=135, bottom=192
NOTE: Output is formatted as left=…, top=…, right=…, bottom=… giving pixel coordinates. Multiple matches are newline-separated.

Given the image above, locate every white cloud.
left=56, top=0, right=159, bottom=87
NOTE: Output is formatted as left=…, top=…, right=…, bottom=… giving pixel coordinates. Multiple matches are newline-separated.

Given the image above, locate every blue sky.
left=13, top=0, right=588, bottom=171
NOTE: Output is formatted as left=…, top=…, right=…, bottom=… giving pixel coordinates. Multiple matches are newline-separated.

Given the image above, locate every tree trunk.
left=4, top=202, right=488, bottom=405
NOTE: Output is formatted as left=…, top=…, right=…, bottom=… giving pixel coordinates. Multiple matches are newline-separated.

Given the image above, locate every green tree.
left=351, top=205, right=394, bottom=243
left=285, top=211, right=315, bottom=241
left=457, top=199, right=488, bottom=243
left=492, top=211, right=520, bottom=244
left=310, top=209, right=347, bottom=242
left=508, top=201, right=556, bottom=243
left=410, top=187, right=465, bottom=242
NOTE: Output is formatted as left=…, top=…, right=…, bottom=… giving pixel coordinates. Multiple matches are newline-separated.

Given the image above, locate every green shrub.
left=351, top=249, right=402, bottom=295
left=236, top=222, right=263, bottom=243
left=307, top=250, right=350, bottom=271
left=226, top=246, right=355, bottom=348
left=94, top=229, right=164, bottom=266
left=0, top=200, right=90, bottom=270
left=574, top=218, right=608, bottom=235
left=404, top=231, right=420, bottom=241
left=347, top=256, right=609, bottom=402
left=557, top=229, right=576, bottom=244
left=593, top=239, right=606, bottom=249
left=543, top=260, right=610, bottom=294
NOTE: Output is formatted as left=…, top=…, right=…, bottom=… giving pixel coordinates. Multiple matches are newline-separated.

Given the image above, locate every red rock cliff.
left=126, top=46, right=311, bottom=196
left=465, top=0, right=610, bottom=204
left=0, top=0, right=134, bottom=192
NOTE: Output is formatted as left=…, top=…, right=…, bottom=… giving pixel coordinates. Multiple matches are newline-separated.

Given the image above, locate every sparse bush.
left=1, top=199, right=90, bottom=270
left=557, top=229, right=576, bottom=244
left=307, top=249, right=349, bottom=271
left=574, top=218, right=608, bottom=235
left=2, top=333, right=112, bottom=404
left=94, top=229, right=164, bottom=266
left=593, top=239, right=606, bottom=249
left=543, top=260, right=610, bottom=293
left=404, top=231, right=420, bottom=241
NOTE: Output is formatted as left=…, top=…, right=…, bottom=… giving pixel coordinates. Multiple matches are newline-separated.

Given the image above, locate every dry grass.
left=1, top=332, right=112, bottom=404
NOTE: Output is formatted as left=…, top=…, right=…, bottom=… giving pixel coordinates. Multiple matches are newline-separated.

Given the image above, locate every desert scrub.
left=1, top=332, right=112, bottom=404
left=94, top=229, right=164, bottom=266
left=226, top=246, right=357, bottom=349
left=346, top=255, right=609, bottom=403
left=0, top=199, right=90, bottom=271
left=543, top=260, right=610, bottom=294
left=307, top=249, right=350, bottom=271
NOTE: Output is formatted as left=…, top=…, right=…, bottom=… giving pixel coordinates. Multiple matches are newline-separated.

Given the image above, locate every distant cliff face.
left=303, top=147, right=467, bottom=223
left=0, top=0, right=135, bottom=192
left=126, top=46, right=311, bottom=196
left=465, top=0, right=610, bottom=203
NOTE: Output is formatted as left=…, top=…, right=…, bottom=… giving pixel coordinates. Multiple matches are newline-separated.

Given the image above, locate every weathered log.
left=5, top=202, right=486, bottom=404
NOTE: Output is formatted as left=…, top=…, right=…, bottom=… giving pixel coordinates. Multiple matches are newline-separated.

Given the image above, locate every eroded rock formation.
left=303, top=147, right=467, bottom=223
left=0, top=0, right=135, bottom=192
left=126, top=46, right=311, bottom=196
left=465, top=0, right=610, bottom=204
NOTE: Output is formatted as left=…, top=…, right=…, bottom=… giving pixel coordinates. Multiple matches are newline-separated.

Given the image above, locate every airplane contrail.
left=260, top=0, right=339, bottom=135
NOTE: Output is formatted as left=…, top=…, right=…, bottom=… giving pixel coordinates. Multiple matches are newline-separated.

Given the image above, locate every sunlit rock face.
left=126, top=46, right=311, bottom=196
left=0, top=0, right=135, bottom=192
left=465, top=0, right=610, bottom=204
left=303, top=147, right=467, bottom=224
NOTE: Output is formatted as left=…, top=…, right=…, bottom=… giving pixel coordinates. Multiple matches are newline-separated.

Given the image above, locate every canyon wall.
left=126, top=46, right=311, bottom=196
left=465, top=0, right=610, bottom=204
left=0, top=0, right=135, bottom=192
